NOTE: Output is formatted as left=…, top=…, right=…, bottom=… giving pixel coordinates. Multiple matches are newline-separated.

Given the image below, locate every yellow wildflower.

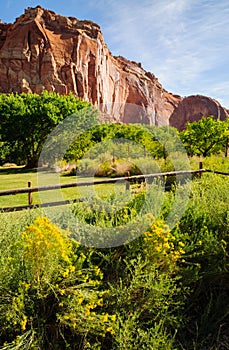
left=106, top=326, right=115, bottom=335
left=163, top=242, right=170, bottom=250
left=85, top=309, right=90, bottom=316
left=62, top=269, right=69, bottom=278
left=78, top=297, right=84, bottom=305
left=69, top=265, right=76, bottom=273
left=20, top=316, right=27, bottom=331
left=97, top=299, right=103, bottom=306
left=94, top=266, right=101, bottom=276
left=155, top=246, right=162, bottom=252
left=24, top=283, right=30, bottom=290
left=110, top=314, right=116, bottom=322
left=102, top=314, right=109, bottom=322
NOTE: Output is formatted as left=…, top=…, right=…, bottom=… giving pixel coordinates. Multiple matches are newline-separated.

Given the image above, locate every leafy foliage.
left=1, top=163, right=228, bottom=349
left=0, top=217, right=115, bottom=349
left=180, top=116, right=228, bottom=157
left=64, top=123, right=183, bottom=163
left=0, top=92, right=94, bottom=168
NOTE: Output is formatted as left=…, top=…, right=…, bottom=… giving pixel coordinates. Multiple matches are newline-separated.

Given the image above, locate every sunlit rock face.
left=169, top=95, right=228, bottom=130
left=0, top=6, right=228, bottom=128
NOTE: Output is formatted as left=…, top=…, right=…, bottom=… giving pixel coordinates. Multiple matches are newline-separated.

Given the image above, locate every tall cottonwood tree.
left=0, top=91, right=96, bottom=168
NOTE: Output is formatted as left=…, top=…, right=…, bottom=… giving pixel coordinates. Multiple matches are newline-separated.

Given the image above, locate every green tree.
left=64, top=123, right=187, bottom=165
left=180, top=116, right=227, bottom=157
left=0, top=92, right=94, bottom=168
left=150, top=125, right=183, bottom=159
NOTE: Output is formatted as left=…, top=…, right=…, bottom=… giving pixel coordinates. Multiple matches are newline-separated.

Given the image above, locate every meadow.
left=1, top=154, right=228, bottom=209
left=0, top=166, right=127, bottom=209
left=0, top=155, right=228, bottom=349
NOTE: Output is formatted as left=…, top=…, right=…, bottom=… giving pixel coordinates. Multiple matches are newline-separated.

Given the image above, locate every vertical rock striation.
left=0, top=6, right=228, bottom=129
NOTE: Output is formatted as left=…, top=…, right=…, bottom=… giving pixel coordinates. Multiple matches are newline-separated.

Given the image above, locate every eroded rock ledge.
left=0, top=6, right=228, bottom=129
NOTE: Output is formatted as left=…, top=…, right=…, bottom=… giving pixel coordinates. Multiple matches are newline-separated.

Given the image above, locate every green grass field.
left=1, top=156, right=229, bottom=209
left=0, top=166, right=129, bottom=209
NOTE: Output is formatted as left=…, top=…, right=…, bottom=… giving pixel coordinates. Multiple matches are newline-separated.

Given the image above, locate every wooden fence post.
left=28, top=181, right=33, bottom=206
left=225, top=137, right=228, bottom=158
left=199, top=161, right=203, bottom=178
left=126, top=171, right=130, bottom=191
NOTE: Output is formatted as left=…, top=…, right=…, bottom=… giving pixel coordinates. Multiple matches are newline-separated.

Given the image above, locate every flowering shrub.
left=143, top=220, right=185, bottom=273
left=0, top=217, right=116, bottom=349
left=73, top=190, right=145, bottom=227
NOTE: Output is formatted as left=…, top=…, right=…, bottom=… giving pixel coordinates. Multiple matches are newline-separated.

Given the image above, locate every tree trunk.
left=25, top=157, right=39, bottom=169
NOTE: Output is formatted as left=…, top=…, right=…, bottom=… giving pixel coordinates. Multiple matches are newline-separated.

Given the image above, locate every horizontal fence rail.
left=204, top=169, right=229, bottom=175
left=0, top=168, right=229, bottom=213
left=0, top=169, right=206, bottom=197
left=0, top=199, right=84, bottom=213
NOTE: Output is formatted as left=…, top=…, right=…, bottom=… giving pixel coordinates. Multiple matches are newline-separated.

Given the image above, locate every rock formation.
left=0, top=6, right=228, bottom=129
left=170, top=95, right=229, bottom=130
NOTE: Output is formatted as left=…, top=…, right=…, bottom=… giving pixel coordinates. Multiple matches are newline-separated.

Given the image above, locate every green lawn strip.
left=1, top=156, right=228, bottom=208
left=0, top=167, right=126, bottom=208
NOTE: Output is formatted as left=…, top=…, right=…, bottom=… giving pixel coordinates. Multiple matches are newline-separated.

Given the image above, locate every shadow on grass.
left=0, top=166, right=38, bottom=175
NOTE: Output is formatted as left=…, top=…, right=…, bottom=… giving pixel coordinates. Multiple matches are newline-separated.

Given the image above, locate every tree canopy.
left=0, top=93, right=228, bottom=169
left=180, top=116, right=228, bottom=157
left=64, top=123, right=183, bottom=163
left=0, top=92, right=95, bottom=168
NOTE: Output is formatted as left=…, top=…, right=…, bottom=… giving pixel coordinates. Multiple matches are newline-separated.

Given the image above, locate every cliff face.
left=169, top=95, right=228, bottom=130
left=0, top=6, right=228, bottom=129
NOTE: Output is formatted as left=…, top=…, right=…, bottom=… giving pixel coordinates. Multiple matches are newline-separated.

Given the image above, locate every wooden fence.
left=0, top=168, right=228, bottom=213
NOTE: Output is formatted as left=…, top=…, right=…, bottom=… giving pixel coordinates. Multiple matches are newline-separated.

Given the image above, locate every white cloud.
left=96, top=0, right=229, bottom=107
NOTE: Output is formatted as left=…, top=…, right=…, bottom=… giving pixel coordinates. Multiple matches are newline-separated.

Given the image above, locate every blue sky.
left=2, top=0, right=229, bottom=108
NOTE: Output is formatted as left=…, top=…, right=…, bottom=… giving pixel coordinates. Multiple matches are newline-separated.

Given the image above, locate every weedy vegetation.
left=0, top=96, right=228, bottom=349
left=0, top=163, right=228, bottom=349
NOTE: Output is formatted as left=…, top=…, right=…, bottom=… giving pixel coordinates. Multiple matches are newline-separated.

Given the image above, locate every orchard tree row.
left=0, top=92, right=228, bottom=168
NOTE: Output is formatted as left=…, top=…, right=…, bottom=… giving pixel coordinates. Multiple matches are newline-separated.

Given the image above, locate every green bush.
left=88, top=218, right=189, bottom=349
left=167, top=175, right=229, bottom=349
left=0, top=216, right=115, bottom=349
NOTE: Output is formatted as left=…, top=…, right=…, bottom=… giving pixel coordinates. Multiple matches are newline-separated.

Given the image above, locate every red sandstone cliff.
left=169, top=95, right=228, bottom=130
left=0, top=6, right=228, bottom=129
